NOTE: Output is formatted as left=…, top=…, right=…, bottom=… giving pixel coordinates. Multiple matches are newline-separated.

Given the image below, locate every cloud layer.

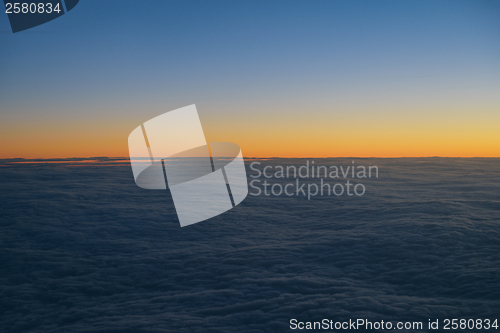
left=1, top=158, right=499, bottom=332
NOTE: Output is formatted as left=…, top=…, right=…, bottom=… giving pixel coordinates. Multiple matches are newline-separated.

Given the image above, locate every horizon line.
left=1, top=156, right=500, bottom=161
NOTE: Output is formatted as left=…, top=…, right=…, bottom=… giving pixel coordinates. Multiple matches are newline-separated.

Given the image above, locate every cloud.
left=0, top=158, right=499, bottom=332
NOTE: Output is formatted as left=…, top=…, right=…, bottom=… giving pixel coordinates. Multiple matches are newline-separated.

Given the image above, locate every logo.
left=128, top=105, right=248, bottom=227
left=3, top=0, right=79, bottom=33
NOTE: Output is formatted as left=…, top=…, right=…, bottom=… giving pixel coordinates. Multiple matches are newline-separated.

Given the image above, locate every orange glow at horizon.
left=1, top=106, right=499, bottom=159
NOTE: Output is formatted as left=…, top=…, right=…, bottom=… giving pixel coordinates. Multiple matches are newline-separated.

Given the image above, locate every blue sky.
left=1, top=0, right=499, bottom=157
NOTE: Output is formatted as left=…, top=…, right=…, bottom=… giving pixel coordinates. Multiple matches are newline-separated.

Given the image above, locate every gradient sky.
left=1, top=0, right=499, bottom=158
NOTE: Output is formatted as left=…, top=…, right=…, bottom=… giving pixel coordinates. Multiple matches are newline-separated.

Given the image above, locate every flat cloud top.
left=0, top=158, right=499, bottom=332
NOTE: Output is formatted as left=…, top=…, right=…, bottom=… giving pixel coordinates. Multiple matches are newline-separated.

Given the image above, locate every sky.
left=0, top=0, right=499, bottom=158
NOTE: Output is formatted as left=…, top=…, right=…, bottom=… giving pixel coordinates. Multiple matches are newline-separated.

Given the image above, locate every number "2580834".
left=5, top=2, right=62, bottom=14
